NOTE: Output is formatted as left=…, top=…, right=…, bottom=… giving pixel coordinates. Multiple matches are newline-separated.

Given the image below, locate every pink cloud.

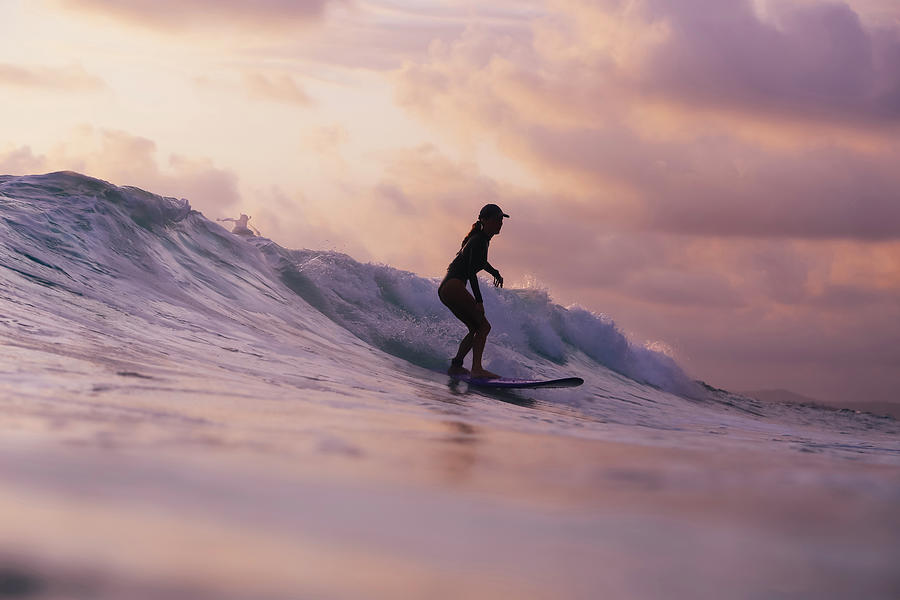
left=636, top=0, right=900, bottom=123
left=194, top=71, right=314, bottom=106
left=624, top=269, right=744, bottom=308
left=55, top=0, right=338, bottom=30
left=394, top=2, right=900, bottom=241
left=518, top=124, right=900, bottom=240
left=0, top=146, right=47, bottom=174
left=242, top=71, right=313, bottom=106
left=337, top=145, right=510, bottom=274
left=239, top=0, right=541, bottom=72
left=0, top=63, right=105, bottom=91
left=0, top=127, right=241, bottom=214
left=165, top=154, right=241, bottom=213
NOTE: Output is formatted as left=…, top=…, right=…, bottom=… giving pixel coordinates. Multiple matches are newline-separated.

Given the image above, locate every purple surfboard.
left=452, top=375, right=584, bottom=389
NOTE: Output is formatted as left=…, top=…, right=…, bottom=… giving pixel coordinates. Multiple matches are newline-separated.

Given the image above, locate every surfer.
left=438, top=203, right=508, bottom=378
left=217, top=214, right=259, bottom=236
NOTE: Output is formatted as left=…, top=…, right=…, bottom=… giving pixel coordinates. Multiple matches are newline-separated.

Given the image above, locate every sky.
left=1, top=0, right=899, bottom=406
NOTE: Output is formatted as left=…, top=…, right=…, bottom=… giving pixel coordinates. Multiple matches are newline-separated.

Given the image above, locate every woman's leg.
left=470, top=318, right=497, bottom=378
left=452, top=330, right=476, bottom=366
left=440, top=280, right=478, bottom=373
left=439, top=280, right=498, bottom=378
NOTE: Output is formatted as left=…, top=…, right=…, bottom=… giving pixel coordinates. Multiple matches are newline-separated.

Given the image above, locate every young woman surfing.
left=438, top=203, right=508, bottom=378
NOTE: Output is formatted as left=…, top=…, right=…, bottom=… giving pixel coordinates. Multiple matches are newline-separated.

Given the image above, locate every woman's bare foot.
left=470, top=368, right=500, bottom=379
left=448, top=364, right=470, bottom=376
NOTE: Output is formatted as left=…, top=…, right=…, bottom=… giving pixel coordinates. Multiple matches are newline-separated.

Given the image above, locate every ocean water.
left=0, top=172, right=898, bottom=599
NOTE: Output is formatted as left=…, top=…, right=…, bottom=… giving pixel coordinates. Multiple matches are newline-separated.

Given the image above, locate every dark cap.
left=479, top=203, right=510, bottom=220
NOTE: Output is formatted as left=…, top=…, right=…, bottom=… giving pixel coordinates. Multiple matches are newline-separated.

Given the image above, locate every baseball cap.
left=479, top=203, right=510, bottom=219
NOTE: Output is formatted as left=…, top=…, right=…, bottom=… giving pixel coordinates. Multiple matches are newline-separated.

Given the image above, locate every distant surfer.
left=438, top=203, right=508, bottom=378
left=217, top=214, right=259, bottom=236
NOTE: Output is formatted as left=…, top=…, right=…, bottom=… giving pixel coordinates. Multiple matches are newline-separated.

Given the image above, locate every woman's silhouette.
left=438, top=204, right=508, bottom=378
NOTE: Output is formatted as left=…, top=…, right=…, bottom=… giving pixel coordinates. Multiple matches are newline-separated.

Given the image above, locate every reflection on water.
left=446, top=377, right=536, bottom=409
left=439, top=421, right=480, bottom=485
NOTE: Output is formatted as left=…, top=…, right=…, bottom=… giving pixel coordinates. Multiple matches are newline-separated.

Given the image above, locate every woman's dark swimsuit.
left=442, top=231, right=500, bottom=303
left=438, top=231, right=500, bottom=331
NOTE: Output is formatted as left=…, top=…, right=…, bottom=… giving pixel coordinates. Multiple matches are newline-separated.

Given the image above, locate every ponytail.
left=460, top=220, right=483, bottom=250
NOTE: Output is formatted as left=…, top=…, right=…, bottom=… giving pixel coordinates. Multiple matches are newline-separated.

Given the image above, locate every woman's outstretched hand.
left=493, top=273, right=504, bottom=288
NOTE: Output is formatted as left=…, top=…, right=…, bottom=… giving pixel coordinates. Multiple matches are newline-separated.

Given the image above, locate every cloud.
left=165, top=154, right=241, bottom=213
left=635, top=0, right=900, bottom=123
left=624, top=269, right=745, bottom=308
left=394, top=1, right=900, bottom=241
left=0, top=146, right=47, bottom=174
left=394, top=0, right=900, bottom=127
left=239, top=0, right=541, bottom=72
left=193, top=71, right=314, bottom=106
left=0, top=63, right=105, bottom=91
left=0, top=126, right=241, bottom=214
left=242, top=71, right=313, bottom=106
left=519, top=123, right=900, bottom=240
left=54, top=0, right=338, bottom=31
left=306, top=125, right=348, bottom=155
left=325, top=145, right=510, bottom=274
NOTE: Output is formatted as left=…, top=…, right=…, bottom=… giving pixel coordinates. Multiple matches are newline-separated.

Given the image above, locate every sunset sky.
left=2, top=0, right=899, bottom=406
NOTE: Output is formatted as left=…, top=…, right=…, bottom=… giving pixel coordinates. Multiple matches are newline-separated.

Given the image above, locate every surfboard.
left=452, top=375, right=584, bottom=389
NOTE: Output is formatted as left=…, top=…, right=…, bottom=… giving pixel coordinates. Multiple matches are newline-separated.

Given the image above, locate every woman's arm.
left=484, top=262, right=503, bottom=288
left=462, top=237, right=484, bottom=303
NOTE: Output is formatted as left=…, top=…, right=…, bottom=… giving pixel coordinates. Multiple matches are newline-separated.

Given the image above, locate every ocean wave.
left=4, top=171, right=896, bottom=437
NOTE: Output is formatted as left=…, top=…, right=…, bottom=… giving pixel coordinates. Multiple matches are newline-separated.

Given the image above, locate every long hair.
left=459, top=220, right=483, bottom=250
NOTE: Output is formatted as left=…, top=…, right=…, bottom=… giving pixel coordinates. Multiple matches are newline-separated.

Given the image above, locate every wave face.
left=1, top=171, right=896, bottom=435
left=256, top=243, right=701, bottom=397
